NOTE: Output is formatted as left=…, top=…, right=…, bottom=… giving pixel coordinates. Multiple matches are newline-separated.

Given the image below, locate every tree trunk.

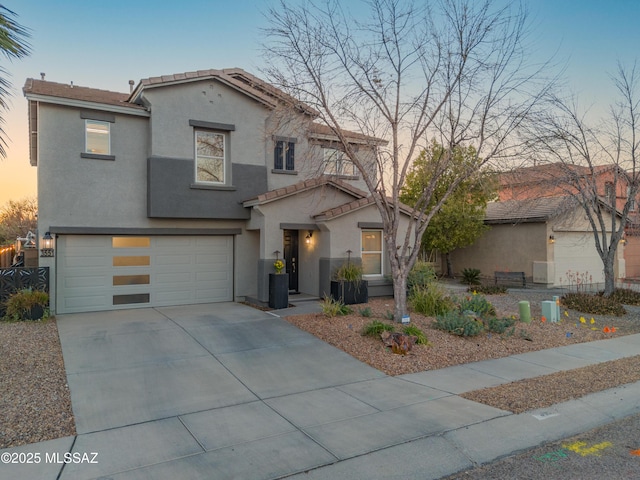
left=393, top=272, right=408, bottom=323
left=602, top=255, right=616, bottom=296
left=445, top=253, right=453, bottom=278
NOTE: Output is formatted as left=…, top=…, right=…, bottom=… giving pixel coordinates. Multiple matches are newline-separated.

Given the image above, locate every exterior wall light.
left=305, top=231, right=313, bottom=244
left=549, top=235, right=555, bottom=244
left=41, top=232, right=55, bottom=257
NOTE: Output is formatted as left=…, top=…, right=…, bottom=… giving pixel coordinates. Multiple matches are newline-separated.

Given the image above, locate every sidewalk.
left=1, top=300, right=640, bottom=480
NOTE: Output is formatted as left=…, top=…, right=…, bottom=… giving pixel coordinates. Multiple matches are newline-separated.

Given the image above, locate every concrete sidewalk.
left=2, top=302, right=640, bottom=480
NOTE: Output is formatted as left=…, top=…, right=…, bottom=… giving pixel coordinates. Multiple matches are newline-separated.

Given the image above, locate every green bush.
left=3, top=288, right=49, bottom=321
left=608, top=288, right=640, bottom=306
left=407, top=261, right=437, bottom=291
left=362, top=319, right=395, bottom=337
left=461, top=268, right=481, bottom=286
left=334, top=262, right=363, bottom=282
left=433, top=311, right=484, bottom=337
left=561, top=292, right=626, bottom=316
left=321, top=296, right=352, bottom=317
left=409, top=285, right=454, bottom=316
left=486, top=316, right=517, bottom=334
left=468, top=285, right=507, bottom=295
left=455, top=294, right=496, bottom=318
left=358, top=306, right=372, bottom=317
left=402, top=324, right=429, bottom=345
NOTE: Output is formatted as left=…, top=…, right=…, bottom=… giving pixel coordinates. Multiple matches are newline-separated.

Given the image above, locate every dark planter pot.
left=330, top=280, right=369, bottom=305
left=269, top=273, right=289, bottom=309
left=26, top=304, right=44, bottom=321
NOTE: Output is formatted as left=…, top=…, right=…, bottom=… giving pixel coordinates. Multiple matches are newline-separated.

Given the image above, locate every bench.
left=494, top=271, right=526, bottom=287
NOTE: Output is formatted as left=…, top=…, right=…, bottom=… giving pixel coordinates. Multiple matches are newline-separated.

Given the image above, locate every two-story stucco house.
left=24, top=68, right=408, bottom=314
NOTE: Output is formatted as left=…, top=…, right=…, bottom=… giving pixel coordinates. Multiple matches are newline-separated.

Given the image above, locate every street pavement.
left=442, top=411, right=640, bottom=479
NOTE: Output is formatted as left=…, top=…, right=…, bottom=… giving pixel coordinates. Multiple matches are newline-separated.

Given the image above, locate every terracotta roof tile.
left=242, top=175, right=369, bottom=206
left=23, top=78, right=144, bottom=110
left=485, top=196, right=578, bottom=223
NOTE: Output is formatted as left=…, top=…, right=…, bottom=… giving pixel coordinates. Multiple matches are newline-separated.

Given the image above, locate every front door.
left=283, top=229, right=299, bottom=293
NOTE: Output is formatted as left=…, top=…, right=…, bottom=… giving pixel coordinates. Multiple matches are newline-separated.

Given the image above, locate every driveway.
left=47, top=302, right=414, bottom=478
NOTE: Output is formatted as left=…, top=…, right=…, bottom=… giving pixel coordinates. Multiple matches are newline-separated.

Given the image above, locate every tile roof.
left=313, top=197, right=377, bottom=221
left=22, top=78, right=144, bottom=110
left=485, top=196, right=578, bottom=224
left=242, top=175, right=369, bottom=206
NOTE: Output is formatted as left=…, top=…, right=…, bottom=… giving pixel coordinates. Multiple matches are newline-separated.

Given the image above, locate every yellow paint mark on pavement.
left=563, top=441, right=613, bottom=457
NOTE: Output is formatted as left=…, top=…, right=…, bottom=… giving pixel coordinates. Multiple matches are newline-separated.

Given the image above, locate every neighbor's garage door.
left=553, top=232, right=604, bottom=287
left=57, top=235, right=233, bottom=314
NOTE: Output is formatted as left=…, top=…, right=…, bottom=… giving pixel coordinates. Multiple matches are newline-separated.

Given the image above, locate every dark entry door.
left=283, top=229, right=299, bottom=293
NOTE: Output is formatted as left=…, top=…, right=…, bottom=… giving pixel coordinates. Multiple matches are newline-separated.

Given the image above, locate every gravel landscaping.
left=1, top=286, right=639, bottom=449
left=0, top=318, right=75, bottom=449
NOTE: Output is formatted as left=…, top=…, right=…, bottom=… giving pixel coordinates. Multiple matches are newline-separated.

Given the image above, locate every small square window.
left=274, top=140, right=295, bottom=171
left=85, top=120, right=110, bottom=155
left=196, top=131, right=225, bottom=183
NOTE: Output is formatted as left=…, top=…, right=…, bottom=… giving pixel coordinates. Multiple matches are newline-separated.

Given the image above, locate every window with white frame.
left=195, top=130, right=225, bottom=183
left=85, top=120, right=110, bottom=155
left=324, top=147, right=356, bottom=176
left=274, top=140, right=295, bottom=171
left=361, top=230, right=383, bottom=276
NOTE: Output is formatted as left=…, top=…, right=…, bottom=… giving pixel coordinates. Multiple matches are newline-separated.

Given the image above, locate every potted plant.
left=269, top=258, right=289, bottom=309
left=3, top=288, right=49, bottom=321
left=331, top=261, right=368, bottom=305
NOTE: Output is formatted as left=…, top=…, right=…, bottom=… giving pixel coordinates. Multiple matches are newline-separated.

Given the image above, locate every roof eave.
left=24, top=92, right=150, bottom=117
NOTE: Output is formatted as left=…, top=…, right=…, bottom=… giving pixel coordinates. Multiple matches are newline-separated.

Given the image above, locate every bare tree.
left=0, top=197, right=37, bottom=245
left=263, top=0, right=553, bottom=320
left=520, top=64, right=640, bottom=296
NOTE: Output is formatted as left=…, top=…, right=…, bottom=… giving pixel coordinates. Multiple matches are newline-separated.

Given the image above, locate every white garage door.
left=554, top=232, right=604, bottom=287
left=57, top=235, right=233, bottom=314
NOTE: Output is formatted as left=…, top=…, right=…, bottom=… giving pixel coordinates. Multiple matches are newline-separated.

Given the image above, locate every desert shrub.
left=358, top=306, right=372, bottom=317
left=469, top=285, right=507, bottom=295
left=608, top=288, right=640, bottom=306
left=3, top=288, right=49, bottom=321
left=433, top=311, right=484, bottom=337
left=402, top=324, right=429, bottom=345
left=455, top=294, right=496, bottom=318
left=321, top=296, right=352, bottom=317
left=362, top=319, right=395, bottom=337
left=409, top=285, right=454, bottom=316
left=461, top=268, right=481, bottom=286
left=486, top=316, right=517, bottom=334
left=407, top=261, right=437, bottom=291
left=561, top=292, right=626, bottom=316
left=334, top=262, right=363, bottom=282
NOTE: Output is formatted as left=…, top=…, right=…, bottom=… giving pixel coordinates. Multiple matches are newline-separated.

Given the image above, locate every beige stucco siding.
left=450, top=222, right=548, bottom=280
left=143, top=80, right=269, bottom=166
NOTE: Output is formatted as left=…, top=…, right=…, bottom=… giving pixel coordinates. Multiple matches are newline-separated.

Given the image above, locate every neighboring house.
left=24, top=68, right=409, bottom=314
left=450, top=196, right=625, bottom=288
left=499, top=162, right=640, bottom=281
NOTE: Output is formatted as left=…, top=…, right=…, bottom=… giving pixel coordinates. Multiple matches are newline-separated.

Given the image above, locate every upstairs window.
left=195, top=130, right=225, bottom=183
left=85, top=120, right=110, bottom=155
left=274, top=140, right=295, bottom=171
left=324, top=148, right=356, bottom=176
left=604, top=182, right=615, bottom=206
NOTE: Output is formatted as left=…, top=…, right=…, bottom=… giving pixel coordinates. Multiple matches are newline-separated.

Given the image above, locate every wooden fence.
left=0, top=245, right=16, bottom=268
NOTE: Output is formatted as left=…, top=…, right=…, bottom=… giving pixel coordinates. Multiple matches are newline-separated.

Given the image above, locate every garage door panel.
left=57, top=235, right=234, bottom=314
left=554, top=233, right=605, bottom=286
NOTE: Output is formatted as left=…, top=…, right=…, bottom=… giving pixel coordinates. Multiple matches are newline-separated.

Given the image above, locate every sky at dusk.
left=1, top=0, right=639, bottom=206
